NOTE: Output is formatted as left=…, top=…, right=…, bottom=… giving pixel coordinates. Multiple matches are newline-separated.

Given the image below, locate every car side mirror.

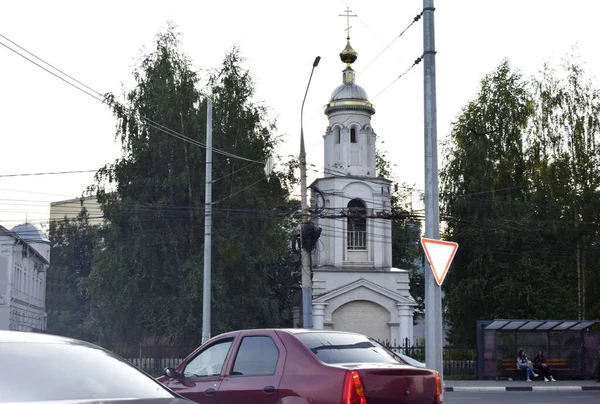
left=164, top=367, right=179, bottom=379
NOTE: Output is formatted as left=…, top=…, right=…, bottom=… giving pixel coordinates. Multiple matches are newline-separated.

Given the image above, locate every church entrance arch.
left=332, top=300, right=389, bottom=343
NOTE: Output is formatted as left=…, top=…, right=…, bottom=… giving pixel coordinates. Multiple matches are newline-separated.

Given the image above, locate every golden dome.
left=340, top=41, right=358, bottom=65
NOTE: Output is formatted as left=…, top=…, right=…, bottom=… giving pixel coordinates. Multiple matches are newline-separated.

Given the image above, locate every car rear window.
left=0, top=341, right=174, bottom=402
left=295, top=332, right=405, bottom=365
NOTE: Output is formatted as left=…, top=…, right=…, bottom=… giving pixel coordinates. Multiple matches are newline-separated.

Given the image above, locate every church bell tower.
left=303, top=10, right=417, bottom=346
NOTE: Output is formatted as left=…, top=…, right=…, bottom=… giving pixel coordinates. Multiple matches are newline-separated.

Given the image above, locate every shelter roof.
left=483, top=319, right=598, bottom=331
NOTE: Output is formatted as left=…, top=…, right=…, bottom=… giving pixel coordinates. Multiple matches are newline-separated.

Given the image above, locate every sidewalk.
left=444, top=379, right=600, bottom=392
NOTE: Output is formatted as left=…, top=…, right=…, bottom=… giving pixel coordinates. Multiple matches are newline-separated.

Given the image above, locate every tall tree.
left=205, top=47, right=299, bottom=334
left=440, top=60, right=536, bottom=345
left=441, top=56, right=600, bottom=345
left=86, top=26, right=206, bottom=344
left=85, top=27, right=298, bottom=345
left=527, top=55, right=600, bottom=320
left=46, top=207, right=99, bottom=341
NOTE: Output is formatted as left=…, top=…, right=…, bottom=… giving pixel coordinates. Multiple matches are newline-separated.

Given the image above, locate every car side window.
left=183, top=339, right=233, bottom=378
left=231, top=336, right=279, bottom=377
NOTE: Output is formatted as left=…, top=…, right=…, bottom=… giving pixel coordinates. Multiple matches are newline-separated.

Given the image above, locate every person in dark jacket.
left=533, top=351, right=556, bottom=382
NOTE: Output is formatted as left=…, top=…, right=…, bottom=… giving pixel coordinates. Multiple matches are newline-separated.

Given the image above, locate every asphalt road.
left=445, top=391, right=600, bottom=404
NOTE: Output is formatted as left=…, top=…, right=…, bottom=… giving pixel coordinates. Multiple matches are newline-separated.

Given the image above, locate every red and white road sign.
left=420, top=237, right=458, bottom=286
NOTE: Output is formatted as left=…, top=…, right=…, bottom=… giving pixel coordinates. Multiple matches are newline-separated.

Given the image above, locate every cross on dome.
left=339, top=6, right=357, bottom=41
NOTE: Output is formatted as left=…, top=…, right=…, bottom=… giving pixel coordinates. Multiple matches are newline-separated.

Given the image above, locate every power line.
left=328, top=8, right=424, bottom=103
left=0, top=33, right=106, bottom=99
left=339, top=0, right=387, bottom=46
left=370, top=54, right=424, bottom=101
left=211, top=178, right=266, bottom=205
left=211, top=161, right=260, bottom=183
left=0, top=39, right=105, bottom=104
left=453, top=186, right=526, bottom=198
left=326, top=53, right=425, bottom=130
left=0, top=33, right=264, bottom=165
left=0, top=170, right=98, bottom=178
left=360, top=12, right=424, bottom=76
left=0, top=188, right=79, bottom=198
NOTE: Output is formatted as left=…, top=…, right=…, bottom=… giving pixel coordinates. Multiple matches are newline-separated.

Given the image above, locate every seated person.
left=517, top=350, right=538, bottom=381
left=533, top=351, right=556, bottom=382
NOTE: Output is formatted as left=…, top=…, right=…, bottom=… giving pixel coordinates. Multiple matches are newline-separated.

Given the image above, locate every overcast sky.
left=1, top=0, right=599, bottom=231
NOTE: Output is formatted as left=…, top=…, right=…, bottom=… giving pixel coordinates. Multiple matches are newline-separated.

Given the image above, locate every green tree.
left=440, top=60, right=536, bottom=345
left=441, top=56, right=600, bottom=345
left=206, top=47, right=299, bottom=333
left=527, top=55, right=600, bottom=320
left=85, top=27, right=298, bottom=344
left=46, top=207, right=99, bottom=340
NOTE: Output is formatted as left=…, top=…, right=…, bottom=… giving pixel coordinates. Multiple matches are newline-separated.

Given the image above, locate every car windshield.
left=295, top=332, right=406, bottom=365
left=0, top=341, right=175, bottom=402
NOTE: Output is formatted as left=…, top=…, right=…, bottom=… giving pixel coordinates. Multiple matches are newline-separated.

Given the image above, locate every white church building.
left=293, top=35, right=417, bottom=345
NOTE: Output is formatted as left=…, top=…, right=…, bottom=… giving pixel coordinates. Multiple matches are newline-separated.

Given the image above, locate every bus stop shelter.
left=477, top=319, right=600, bottom=380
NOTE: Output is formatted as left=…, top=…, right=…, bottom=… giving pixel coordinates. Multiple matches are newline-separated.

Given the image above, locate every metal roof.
left=483, top=319, right=599, bottom=331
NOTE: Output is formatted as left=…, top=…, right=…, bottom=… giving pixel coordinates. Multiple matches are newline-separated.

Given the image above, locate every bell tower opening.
left=347, top=199, right=367, bottom=250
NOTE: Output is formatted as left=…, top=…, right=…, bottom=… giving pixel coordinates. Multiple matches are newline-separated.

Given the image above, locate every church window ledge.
left=341, top=261, right=375, bottom=269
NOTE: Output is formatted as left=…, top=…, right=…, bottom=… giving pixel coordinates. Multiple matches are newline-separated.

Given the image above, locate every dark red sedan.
left=157, top=328, right=442, bottom=404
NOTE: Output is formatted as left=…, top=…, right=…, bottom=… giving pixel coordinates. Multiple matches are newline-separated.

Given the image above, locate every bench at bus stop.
left=500, top=358, right=569, bottom=380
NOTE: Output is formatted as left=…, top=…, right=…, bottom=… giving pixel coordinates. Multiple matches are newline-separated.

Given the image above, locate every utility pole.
left=300, top=56, right=320, bottom=329
left=201, top=99, right=213, bottom=344
left=423, top=0, right=443, bottom=380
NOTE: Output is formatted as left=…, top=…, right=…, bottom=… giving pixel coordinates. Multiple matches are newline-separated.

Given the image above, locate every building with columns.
left=293, top=34, right=417, bottom=346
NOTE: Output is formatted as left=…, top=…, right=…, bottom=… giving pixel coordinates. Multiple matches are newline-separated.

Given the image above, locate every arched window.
left=350, top=128, right=357, bottom=143
left=347, top=199, right=366, bottom=250
left=334, top=127, right=341, bottom=144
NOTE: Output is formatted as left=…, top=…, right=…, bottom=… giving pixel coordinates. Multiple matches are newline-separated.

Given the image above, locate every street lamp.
left=300, top=56, right=320, bottom=329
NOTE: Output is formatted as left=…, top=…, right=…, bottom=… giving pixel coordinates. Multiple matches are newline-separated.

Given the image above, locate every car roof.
left=0, top=330, right=93, bottom=346
left=277, top=328, right=362, bottom=335
left=226, top=328, right=363, bottom=336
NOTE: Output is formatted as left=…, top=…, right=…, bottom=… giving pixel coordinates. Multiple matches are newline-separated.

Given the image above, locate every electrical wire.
left=210, top=177, right=268, bottom=205
left=327, top=8, right=425, bottom=103
left=4, top=210, right=594, bottom=262
left=0, top=170, right=98, bottom=178
left=0, top=33, right=264, bottom=165
left=370, top=54, right=424, bottom=102
left=359, top=12, right=424, bottom=77
left=0, top=39, right=105, bottom=104
left=0, top=188, right=80, bottom=198
left=339, top=0, right=387, bottom=46
left=211, top=161, right=260, bottom=183
left=316, top=52, right=425, bottom=143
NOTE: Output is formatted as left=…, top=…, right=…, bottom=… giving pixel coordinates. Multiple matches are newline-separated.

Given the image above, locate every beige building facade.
left=49, top=196, right=103, bottom=225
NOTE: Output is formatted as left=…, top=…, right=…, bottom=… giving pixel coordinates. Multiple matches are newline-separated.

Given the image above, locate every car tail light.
left=435, top=371, right=443, bottom=403
left=342, top=370, right=367, bottom=404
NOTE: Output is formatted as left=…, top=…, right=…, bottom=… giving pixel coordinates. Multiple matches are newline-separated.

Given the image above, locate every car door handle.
left=264, top=385, right=276, bottom=394
left=204, top=388, right=216, bottom=396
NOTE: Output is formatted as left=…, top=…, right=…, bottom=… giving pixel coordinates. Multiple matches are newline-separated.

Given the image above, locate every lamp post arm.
left=299, top=56, right=320, bottom=329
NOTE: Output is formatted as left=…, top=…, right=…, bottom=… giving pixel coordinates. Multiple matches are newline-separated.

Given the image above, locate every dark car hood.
left=3, top=398, right=190, bottom=404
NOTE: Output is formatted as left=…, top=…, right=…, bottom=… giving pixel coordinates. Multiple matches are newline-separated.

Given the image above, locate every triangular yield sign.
left=420, top=237, right=458, bottom=286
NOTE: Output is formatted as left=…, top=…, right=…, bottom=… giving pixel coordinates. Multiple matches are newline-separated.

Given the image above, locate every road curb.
left=445, top=386, right=600, bottom=392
